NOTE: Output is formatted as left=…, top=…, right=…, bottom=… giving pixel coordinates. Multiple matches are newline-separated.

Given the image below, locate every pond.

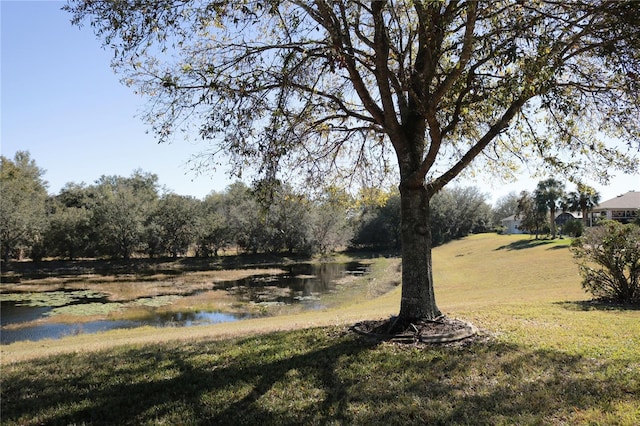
left=1, top=261, right=368, bottom=344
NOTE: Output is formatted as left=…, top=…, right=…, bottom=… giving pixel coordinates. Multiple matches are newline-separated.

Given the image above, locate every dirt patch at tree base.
left=351, top=316, right=478, bottom=344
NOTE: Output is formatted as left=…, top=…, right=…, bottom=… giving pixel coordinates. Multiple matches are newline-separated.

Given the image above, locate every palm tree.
left=565, top=184, right=601, bottom=227
left=516, top=190, right=547, bottom=239
left=534, top=178, right=565, bottom=238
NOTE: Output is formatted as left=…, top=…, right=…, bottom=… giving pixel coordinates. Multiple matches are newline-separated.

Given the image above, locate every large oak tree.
left=67, top=1, right=639, bottom=323
left=0, top=151, right=48, bottom=263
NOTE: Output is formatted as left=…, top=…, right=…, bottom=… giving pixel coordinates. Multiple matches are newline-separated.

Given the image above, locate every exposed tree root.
left=351, top=315, right=477, bottom=344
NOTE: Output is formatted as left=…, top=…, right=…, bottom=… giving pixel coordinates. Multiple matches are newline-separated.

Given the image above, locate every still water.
left=1, top=262, right=366, bottom=344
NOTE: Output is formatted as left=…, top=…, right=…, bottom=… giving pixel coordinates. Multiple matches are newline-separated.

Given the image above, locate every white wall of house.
left=501, top=215, right=524, bottom=234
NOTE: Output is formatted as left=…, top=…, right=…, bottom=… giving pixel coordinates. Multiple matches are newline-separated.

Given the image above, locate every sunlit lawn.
left=2, top=234, right=639, bottom=425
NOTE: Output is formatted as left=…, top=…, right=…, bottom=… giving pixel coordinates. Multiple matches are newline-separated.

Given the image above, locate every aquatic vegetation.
left=46, top=302, right=124, bottom=317
left=1, top=261, right=372, bottom=339
left=0, top=290, right=106, bottom=307
left=1, top=291, right=181, bottom=318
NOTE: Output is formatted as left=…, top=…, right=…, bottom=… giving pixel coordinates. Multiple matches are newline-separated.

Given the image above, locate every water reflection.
left=0, top=312, right=249, bottom=345
left=1, top=320, right=140, bottom=345
left=146, top=311, right=251, bottom=327
left=0, top=261, right=367, bottom=344
left=224, top=262, right=366, bottom=306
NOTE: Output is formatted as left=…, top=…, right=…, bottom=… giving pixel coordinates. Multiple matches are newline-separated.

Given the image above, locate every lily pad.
left=0, top=290, right=106, bottom=307
left=46, top=302, right=124, bottom=317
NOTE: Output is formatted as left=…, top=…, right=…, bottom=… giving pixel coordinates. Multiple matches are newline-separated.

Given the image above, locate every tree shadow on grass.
left=496, top=239, right=554, bottom=251
left=495, top=239, right=569, bottom=251
left=2, top=328, right=638, bottom=425
left=556, top=300, right=640, bottom=312
left=2, top=330, right=376, bottom=426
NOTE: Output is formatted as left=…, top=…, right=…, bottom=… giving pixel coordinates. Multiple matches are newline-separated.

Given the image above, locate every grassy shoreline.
left=2, top=234, right=639, bottom=424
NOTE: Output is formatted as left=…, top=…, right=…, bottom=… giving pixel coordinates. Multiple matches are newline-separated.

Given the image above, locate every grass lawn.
left=1, top=234, right=639, bottom=425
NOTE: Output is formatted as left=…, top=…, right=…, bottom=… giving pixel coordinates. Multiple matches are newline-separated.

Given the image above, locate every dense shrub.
left=571, top=221, right=640, bottom=304
left=562, top=219, right=583, bottom=237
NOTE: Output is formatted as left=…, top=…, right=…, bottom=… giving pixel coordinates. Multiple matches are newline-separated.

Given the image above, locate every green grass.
left=1, top=234, right=639, bottom=425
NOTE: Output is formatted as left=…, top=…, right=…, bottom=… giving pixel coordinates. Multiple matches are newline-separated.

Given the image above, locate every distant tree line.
left=2, top=152, right=498, bottom=262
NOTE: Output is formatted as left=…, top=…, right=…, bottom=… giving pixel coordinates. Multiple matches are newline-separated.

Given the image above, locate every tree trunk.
left=398, top=184, right=442, bottom=321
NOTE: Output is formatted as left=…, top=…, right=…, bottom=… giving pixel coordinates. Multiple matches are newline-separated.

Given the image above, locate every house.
left=590, top=190, right=640, bottom=224
left=555, top=211, right=582, bottom=227
left=501, top=214, right=523, bottom=234
left=500, top=211, right=582, bottom=234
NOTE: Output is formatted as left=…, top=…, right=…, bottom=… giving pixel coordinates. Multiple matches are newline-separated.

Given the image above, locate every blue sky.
left=1, top=0, right=231, bottom=199
left=2, top=1, right=638, bottom=204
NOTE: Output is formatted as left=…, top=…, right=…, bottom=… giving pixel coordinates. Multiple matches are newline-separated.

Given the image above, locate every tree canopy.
left=66, top=0, right=640, bottom=323
left=564, top=184, right=601, bottom=227
left=534, top=178, right=565, bottom=238
left=66, top=1, right=640, bottom=189
left=0, top=152, right=48, bottom=263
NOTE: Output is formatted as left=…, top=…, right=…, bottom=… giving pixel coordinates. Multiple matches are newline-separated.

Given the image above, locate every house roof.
left=592, top=190, right=640, bottom=211
left=556, top=211, right=582, bottom=219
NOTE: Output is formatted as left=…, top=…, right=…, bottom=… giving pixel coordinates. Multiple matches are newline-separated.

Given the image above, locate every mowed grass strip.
left=1, top=234, right=639, bottom=425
